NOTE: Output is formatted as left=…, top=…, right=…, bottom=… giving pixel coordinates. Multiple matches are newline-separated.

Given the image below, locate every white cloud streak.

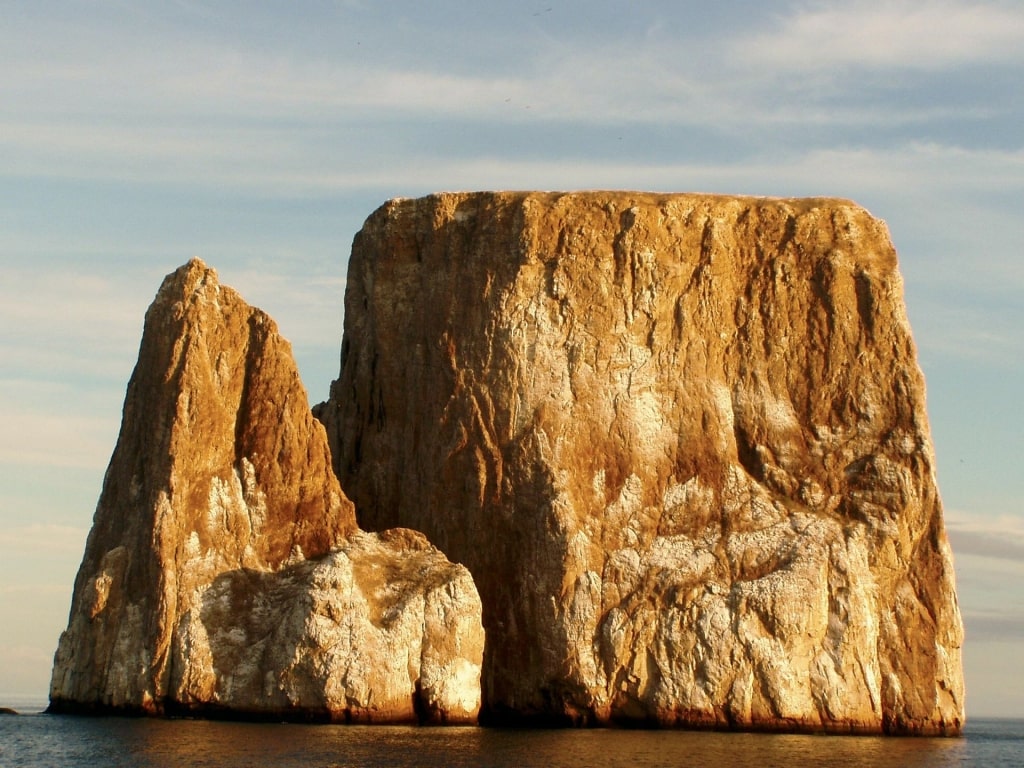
left=913, top=300, right=1024, bottom=363
left=735, top=0, right=1024, bottom=71
left=0, top=266, right=152, bottom=390
left=11, top=129, right=1018, bottom=201
left=0, top=402, right=117, bottom=471
left=0, top=524, right=87, bottom=558
left=947, top=511, right=1024, bottom=563
left=5, top=2, right=1017, bottom=195
left=942, top=510, right=1024, bottom=654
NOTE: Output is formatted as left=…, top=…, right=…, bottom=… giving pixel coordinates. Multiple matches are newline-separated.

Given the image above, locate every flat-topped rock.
left=318, top=191, right=965, bottom=734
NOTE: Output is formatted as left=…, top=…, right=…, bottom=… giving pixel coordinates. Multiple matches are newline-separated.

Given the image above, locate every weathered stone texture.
left=318, top=191, right=965, bottom=734
left=50, top=259, right=483, bottom=723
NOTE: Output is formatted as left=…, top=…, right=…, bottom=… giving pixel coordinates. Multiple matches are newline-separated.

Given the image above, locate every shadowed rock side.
left=317, top=192, right=965, bottom=735
left=50, top=259, right=482, bottom=724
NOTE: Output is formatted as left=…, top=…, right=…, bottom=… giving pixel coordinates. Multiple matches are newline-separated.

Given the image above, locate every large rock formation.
left=50, top=259, right=483, bottom=723
left=318, top=191, right=965, bottom=734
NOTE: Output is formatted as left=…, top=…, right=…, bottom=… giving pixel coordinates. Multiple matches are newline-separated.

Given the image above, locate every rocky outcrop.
left=50, top=259, right=483, bottom=723
left=318, top=191, right=965, bottom=735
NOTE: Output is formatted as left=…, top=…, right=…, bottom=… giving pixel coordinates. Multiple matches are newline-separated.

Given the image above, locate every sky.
left=1, top=0, right=1022, bottom=717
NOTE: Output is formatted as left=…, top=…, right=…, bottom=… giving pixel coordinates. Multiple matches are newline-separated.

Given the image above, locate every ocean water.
left=1, top=703, right=1020, bottom=768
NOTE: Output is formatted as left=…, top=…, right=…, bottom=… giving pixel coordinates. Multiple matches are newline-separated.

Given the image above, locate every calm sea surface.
left=1, top=700, right=1020, bottom=768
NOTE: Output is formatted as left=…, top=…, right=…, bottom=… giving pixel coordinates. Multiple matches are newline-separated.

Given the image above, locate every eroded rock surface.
left=50, top=259, right=482, bottom=723
left=318, top=191, right=965, bottom=734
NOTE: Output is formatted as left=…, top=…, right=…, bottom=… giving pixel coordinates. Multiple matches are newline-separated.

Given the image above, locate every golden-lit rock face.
left=319, top=191, right=965, bottom=735
left=50, top=259, right=483, bottom=723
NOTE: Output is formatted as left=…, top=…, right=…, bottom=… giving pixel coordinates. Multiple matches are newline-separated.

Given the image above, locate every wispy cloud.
left=8, top=59, right=1021, bottom=196
left=0, top=265, right=152, bottom=387
left=0, top=384, right=119, bottom=470
left=964, top=612, right=1024, bottom=642
left=1, top=267, right=147, bottom=339
left=0, top=524, right=86, bottom=557
left=735, top=0, right=1024, bottom=72
left=0, top=268, right=148, bottom=470
left=912, top=299, right=1024, bottom=363
left=947, top=511, right=1024, bottom=563
left=353, top=143, right=1024, bottom=209
left=943, top=511, right=1024, bottom=649
left=6, top=2, right=1020, bottom=197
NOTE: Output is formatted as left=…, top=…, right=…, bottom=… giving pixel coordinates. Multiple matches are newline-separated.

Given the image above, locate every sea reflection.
left=5, top=715, right=976, bottom=768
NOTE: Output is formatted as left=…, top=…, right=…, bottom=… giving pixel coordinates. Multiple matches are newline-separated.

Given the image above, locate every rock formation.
left=317, top=191, right=965, bottom=735
left=50, top=259, right=483, bottom=723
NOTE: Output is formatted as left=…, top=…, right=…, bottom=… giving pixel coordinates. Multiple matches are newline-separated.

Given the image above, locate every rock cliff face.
left=318, top=191, right=965, bottom=734
left=50, top=259, right=483, bottom=723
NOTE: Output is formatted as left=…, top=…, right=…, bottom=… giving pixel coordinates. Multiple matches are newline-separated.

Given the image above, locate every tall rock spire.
left=50, top=259, right=483, bottom=722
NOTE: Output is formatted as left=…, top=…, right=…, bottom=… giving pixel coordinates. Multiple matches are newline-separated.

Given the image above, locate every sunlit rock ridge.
left=317, top=191, right=965, bottom=735
left=49, top=259, right=483, bottom=724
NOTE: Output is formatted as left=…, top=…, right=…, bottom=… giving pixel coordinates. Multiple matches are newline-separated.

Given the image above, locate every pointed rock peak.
left=51, top=259, right=355, bottom=703
left=178, top=255, right=213, bottom=277
left=50, top=258, right=484, bottom=724
left=159, top=257, right=217, bottom=295
left=149, top=258, right=236, bottom=322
